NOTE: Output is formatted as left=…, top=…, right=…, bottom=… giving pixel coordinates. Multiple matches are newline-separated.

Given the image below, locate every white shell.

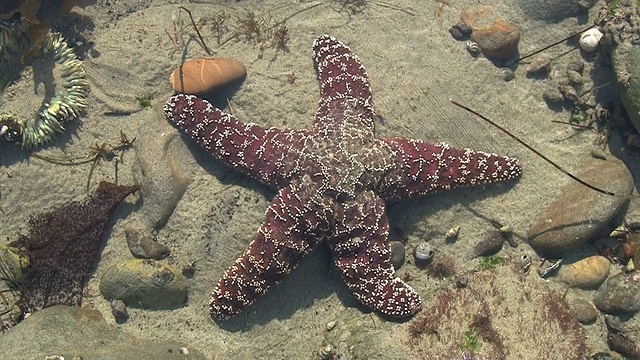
left=579, top=28, right=603, bottom=52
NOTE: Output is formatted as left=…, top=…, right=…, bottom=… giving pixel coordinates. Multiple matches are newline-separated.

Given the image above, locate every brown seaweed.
left=9, top=181, right=139, bottom=315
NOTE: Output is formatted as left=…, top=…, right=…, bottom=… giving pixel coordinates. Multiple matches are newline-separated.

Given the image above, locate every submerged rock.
left=528, top=159, right=633, bottom=256
left=100, top=259, right=187, bottom=310
left=0, top=305, right=208, bottom=360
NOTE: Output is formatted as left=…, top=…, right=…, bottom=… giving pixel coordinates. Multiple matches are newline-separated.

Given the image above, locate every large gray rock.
left=515, top=0, right=599, bottom=22
left=528, top=158, right=633, bottom=256
left=0, top=305, right=208, bottom=360
left=607, top=0, right=640, bottom=132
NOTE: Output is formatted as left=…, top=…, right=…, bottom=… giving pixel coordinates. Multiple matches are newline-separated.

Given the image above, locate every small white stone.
left=579, top=28, right=603, bottom=52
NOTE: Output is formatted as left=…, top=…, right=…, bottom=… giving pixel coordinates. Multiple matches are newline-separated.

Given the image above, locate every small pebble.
left=414, top=241, right=435, bottom=267
left=449, top=27, right=465, bottom=41
left=449, top=22, right=472, bottom=40
left=125, top=227, right=170, bottom=260
left=110, top=299, right=129, bottom=322
left=567, top=59, right=585, bottom=73
left=526, top=56, right=550, bottom=75
left=558, top=84, right=579, bottom=103
left=468, top=230, right=504, bottom=259
left=566, top=69, right=583, bottom=85
left=568, top=298, right=597, bottom=324
left=179, top=347, right=189, bottom=355
left=390, top=241, right=406, bottom=270
left=542, top=87, right=564, bottom=104
left=455, top=276, right=468, bottom=288
left=500, top=67, right=515, bottom=81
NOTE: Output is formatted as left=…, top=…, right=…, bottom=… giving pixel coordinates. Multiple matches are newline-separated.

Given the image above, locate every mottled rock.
left=559, top=255, right=611, bottom=289
left=100, top=259, right=187, bottom=309
left=125, top=227, right=170, bottom=260
left=0, top=305, right=208, bottom=360
left=515, top=0, right=599, bottom=22
left=390, top=241, right=406, bottom=270
left=568, top=298, right=597, bottom=324
left=528, top=159, right=634, bottom=256
left=470, top=19, right=520, bottom=61
left=594, top=272, right=640, bottom=315
left=460, top=7, right=519, bottom=61
left=110, top=299, right=129, bottom=323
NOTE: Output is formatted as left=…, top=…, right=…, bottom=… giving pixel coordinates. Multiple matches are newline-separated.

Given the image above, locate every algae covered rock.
left=0, top=305, right=208, bottom=360
left=99, top=258, right=187, bottom=309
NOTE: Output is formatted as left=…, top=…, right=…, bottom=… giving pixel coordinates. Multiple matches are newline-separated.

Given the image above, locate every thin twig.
left=179, top=6, right=212, bottom=55
left=450, top=99, right=617, bottom=197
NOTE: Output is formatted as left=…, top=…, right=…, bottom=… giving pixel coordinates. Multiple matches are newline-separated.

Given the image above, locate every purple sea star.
left=163, top=35, right=522, bottom=320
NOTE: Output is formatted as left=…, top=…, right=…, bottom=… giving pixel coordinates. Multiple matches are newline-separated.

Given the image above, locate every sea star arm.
left=164, top=94, right=306, bottom=189
left=209, top=177, right=330, bottom=320
left=378, top=138, right=522, bottom=202
left=312, top=35, right=375, bottom=131
left=328, top=191, right=421, bottom=318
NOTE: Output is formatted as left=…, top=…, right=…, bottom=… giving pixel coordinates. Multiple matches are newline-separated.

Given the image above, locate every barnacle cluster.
left=0, top=19, right=89, bottom=150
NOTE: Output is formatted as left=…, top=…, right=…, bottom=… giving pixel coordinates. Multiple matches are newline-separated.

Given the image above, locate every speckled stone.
left=558, top=255, right=611, bottom=289
left=568, top=298, right=597, bottom=324
left=528, top=159, right=634, bottom=256
left=594, top=272, right=640, bottom=315
left=125, top=227, right=170, bottom=260
left=99, top=259, right=187, bottom=309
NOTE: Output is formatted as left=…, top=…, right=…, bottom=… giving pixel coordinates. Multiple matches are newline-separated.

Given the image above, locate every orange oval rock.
left=170, top=57, right=246, bottom=95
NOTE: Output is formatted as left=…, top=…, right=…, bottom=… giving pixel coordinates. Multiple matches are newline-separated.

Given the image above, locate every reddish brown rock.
left=470, top=19, right=520, bottom=61
left=170, top=57, right=246, bottom=95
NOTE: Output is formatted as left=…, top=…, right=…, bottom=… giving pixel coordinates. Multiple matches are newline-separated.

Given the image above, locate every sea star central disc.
left=164, top=35, right=522, bottom=320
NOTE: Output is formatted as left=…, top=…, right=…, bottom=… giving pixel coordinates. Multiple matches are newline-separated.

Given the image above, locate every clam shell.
left=170, top=57, right=247, bottom=95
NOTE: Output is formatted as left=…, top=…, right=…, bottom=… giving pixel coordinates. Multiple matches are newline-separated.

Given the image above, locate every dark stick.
left=179, top=6, right=212, bottom=55
left=450, top=99, right=617, bottom=197
left=513, top=25, right=595, bottom=63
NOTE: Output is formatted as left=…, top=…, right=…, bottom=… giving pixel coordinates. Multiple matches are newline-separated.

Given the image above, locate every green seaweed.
left=462, top=328, right=479, bottom=350
left=478, top=256, right=504, bottom=270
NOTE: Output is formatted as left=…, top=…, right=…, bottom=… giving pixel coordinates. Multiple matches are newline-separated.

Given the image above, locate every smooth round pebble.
left=528, top=159, right=634, bottom=256
left=594, top=272, right=640, bottom=315
left=558, top=255, right=610, bottom=289
left=170, top=57, right=246, bottom=95
left=568, top=298, right=597, bottom=324
left=100, top=259, right=187, bottom=309
left=389, top=241, right=406, bottom=270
